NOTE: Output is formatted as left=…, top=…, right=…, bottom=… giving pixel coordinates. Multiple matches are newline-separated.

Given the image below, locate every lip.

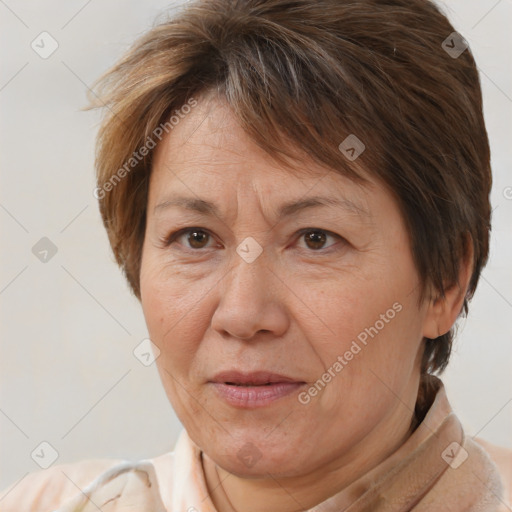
left=211, top=370, right=301, bottom=385
left=209, top=370, right=306, bottom=408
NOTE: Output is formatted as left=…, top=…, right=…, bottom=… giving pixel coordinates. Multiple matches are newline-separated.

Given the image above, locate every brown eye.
left=165, top=228, right=214, bottom=250
left=185, top=229, right=210, bottom=249
left=304, top=230, right=327, bottom=250
left=298, top=229, right=341, bottom=252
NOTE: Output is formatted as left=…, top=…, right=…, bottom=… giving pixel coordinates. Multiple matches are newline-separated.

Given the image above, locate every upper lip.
left=210, top=370, right=303, bottom=385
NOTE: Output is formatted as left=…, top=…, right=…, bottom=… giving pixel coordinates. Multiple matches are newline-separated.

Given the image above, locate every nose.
left=210, top=255, right=289, bottom=341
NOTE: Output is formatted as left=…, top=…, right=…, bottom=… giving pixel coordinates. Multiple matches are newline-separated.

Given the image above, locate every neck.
left=202, top=400, right=418, bottom=512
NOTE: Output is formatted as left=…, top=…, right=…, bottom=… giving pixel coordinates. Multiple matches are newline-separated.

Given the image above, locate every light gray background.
left=1, top=0, right=511, bottom=492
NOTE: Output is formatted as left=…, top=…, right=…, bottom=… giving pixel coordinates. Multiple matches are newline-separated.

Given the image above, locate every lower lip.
left=211, top=382, right=305, bottom=408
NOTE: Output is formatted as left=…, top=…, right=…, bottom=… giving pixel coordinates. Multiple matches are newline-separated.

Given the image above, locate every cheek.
left=140, top=257, right=203, bottom=363
left=140, top=263, right=207, bottom=419
left=315, top=277, right=390, bottom=345
left=313, top=262, right=422, bottom=386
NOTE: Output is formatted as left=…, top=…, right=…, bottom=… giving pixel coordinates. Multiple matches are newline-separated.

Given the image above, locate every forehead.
left=148, top=96, right=387, bottom=226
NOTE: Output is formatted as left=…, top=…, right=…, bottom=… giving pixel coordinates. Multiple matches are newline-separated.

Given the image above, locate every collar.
left=167, top=375, right=503, bottom=511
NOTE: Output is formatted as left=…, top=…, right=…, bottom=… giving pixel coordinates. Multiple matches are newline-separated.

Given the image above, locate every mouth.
left=226, top=382, right=275, bottom=386
left=211, top=370, right=302, bottom=385
left=209, top=371, right=306, bottom=408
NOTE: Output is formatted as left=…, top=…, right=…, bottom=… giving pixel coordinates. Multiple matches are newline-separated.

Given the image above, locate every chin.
left=204, top=430, right=309, bottom=478
left=217, top=450, right=297, bottom=478
left=184, top=406, right=323, bottom=476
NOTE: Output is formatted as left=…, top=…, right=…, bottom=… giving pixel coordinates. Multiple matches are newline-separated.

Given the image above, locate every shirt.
left=1, top=376, right=511, bottom=511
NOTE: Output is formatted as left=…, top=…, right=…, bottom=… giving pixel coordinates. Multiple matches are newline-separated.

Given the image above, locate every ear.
left=422, top=234, right=474, bottom=339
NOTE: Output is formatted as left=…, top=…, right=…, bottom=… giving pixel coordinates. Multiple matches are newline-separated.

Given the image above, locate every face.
left=140, top=94, right=431, bottom=478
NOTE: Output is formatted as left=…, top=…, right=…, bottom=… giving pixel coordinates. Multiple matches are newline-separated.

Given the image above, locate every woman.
left=1, top=0, right=511, bottom=510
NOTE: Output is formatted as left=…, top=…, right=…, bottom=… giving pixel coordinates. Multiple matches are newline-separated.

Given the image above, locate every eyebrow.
left=154, top=194, right=371, bottom=221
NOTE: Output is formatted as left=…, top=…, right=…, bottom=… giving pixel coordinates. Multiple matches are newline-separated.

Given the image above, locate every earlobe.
left=422, top=292, right=445, bottom=340
left=422, top=234, right=474, bottom=340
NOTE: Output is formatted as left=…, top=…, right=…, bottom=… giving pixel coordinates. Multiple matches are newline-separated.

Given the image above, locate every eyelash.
left=162, top=227, right=345, bottom=254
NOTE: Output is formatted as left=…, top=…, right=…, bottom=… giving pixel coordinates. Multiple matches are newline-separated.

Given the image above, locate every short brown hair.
left=89, top=0, right=492, bottom=376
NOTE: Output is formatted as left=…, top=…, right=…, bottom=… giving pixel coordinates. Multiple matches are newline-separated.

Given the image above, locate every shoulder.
left=0, top=457, right=125, bottom=512
left=473, top=437, right=512, bottom=507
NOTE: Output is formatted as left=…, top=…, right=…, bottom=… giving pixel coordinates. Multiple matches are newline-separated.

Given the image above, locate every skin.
left=139, top=93, right=472, bottom=512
